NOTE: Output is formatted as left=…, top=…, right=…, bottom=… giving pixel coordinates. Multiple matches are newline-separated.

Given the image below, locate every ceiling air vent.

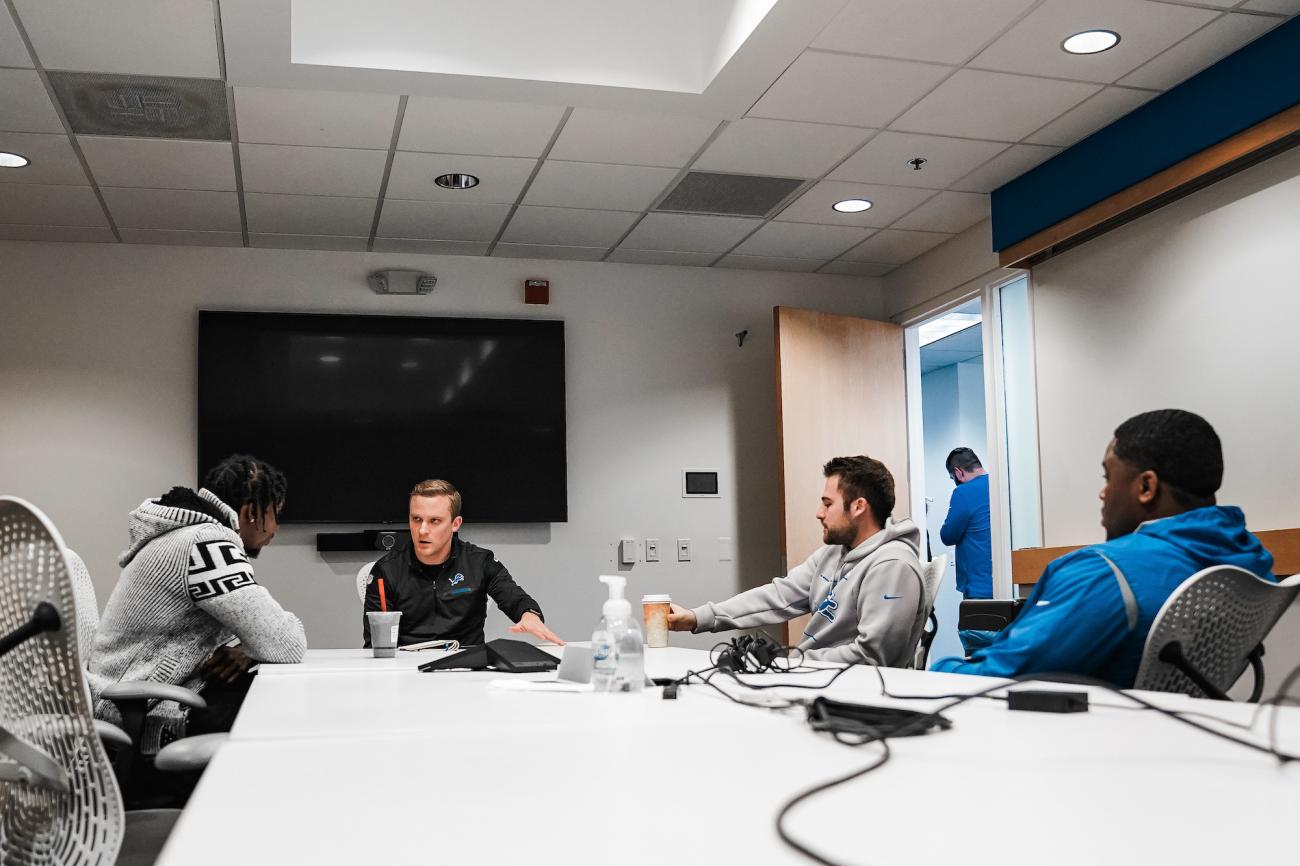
left=47, top=72, right=230, bottom=140
left=655, top=171, right=805, bottom=218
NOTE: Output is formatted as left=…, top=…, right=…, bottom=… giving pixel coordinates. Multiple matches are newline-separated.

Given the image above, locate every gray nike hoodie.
left=692, top=519, right=926, bottom=666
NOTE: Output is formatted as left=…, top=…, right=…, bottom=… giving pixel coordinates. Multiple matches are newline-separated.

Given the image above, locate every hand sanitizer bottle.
left=592, top=575, right=644, bottom=692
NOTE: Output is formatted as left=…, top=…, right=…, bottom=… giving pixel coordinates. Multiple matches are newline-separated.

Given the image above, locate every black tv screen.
left=198, top=311, right=567, bottom=523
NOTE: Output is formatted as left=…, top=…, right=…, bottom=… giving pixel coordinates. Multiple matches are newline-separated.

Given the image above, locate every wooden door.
left=774, top=307, right=910, bottom=645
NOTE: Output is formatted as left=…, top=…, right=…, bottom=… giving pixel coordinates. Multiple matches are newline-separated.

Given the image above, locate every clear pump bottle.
left=592, top=575, right=644, bottom=693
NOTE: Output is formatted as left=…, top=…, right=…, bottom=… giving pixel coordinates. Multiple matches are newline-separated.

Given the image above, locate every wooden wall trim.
left=998, top=102, right=1300, bottom=270
left=1011, top=527, right=1300, bottom=586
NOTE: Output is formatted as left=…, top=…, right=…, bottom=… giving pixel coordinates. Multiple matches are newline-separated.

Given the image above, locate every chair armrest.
left=100, top=681, right=208, bottom=710
left=154, top=733, right=228, bottom=772
left=93, top=719, right=132, bottom=749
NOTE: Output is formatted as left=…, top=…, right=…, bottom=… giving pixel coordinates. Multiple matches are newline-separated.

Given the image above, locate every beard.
left=822, top=523, right=856, bottom=547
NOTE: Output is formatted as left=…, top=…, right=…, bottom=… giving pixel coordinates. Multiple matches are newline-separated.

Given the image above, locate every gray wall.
left=1030, top=144, right=1300, bottom=697
left=0, top=242, right=882, bottom=649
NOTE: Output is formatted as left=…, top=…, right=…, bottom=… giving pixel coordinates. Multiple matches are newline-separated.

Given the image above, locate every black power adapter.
left=1007, top=689, right=1089, bottom=713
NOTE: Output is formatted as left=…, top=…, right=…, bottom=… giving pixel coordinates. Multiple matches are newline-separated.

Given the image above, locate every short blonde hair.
left=410, top=479, right=462, bottom=519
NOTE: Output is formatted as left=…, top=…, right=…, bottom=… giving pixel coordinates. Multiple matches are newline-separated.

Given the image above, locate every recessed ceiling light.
left=0, top=152, right=31, bottom=168
left=833, top=198, right=872, bottom=214
left=1062, top=30, right=1120, bottom=55
left=434, top=173, right=480, bottom=190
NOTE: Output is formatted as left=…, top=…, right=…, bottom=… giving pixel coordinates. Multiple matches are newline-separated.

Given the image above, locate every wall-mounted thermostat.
left=682, top=469, right=720, bottom=498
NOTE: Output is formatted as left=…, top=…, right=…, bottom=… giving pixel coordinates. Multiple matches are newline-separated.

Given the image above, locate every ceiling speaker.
left=47, top=72, right=230, bottom=140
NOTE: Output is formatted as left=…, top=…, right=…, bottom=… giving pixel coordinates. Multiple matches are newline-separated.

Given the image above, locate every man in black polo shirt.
left=362, top=479, right=563, bottom=647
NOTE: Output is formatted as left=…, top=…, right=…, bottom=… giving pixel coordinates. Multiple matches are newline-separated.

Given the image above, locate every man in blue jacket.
left=931, top=409, right=1274, bottom=688
left=940, top=447, right=993, bottom=654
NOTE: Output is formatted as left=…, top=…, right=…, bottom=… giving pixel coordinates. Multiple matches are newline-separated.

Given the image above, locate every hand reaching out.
left=508, top=611, right=566, bottom=645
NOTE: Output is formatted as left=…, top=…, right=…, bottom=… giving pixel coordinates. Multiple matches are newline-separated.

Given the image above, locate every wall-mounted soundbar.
left=316, top=530, right=406, bottom=553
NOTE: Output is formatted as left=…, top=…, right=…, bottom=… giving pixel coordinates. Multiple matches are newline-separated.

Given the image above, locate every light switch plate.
left=677, top=538, right=691, bottom=561
left=645, top=538, right=660, bottom=562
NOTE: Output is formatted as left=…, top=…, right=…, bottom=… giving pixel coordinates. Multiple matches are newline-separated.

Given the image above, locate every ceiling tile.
left=605, top=249, right=718, bottom=266
left=13, top=0, right=220, bottom=77
left=749, top=52, right=954, bottom=127
left=891, top=191, right=990, bottom=233
left=385, top=152, right=535, bottom=203
left=0, top=69, right=64, bottom=134
left=1024, top=86, right=1156, bottom=146
left=1238, top=0, right=1300, bottom=12
left=1118, top=13, right=1281, bottom=91
left=732, top=221, right=873, bottom=259
left=399, top=97, right=566, bottom=157
left=892, top=69, right=1099, bottom=141
left=0, top=184, right=105, bottom=225
left=820, top=260, right=896, bottom=277
left=102, top=187, right=239, bottom=231
left=493, top=243, right=608, bottom=262
left=843, top=228, right=952, bottom=263
left=500, top=206, right=638, bottom=247
left=80, top=137, right=235, bottom=190
left=548, top=109, right=718, bottom=167
left=240, top=144, right=388, bottom=197
left=950, top=143, right=1062, bottom=193
left=371, top=238, right=491, bottom=255
left=245, top=193, right=375, bottom=236
left=811, top=0, right=1040, bottom=65
left=377, top=200, right=511, bottom=241
left=619, top=213, right=760, bottom=253
left=830, top=131, right=1010, bottom=189
left=250, top=234, right=368, bottom=252
left=715, top=255, right=825, bottom=273
left=0, top=133, right=84, bottom=185
left=0, top=224, right=114, bottom=242
left=969, top=0, right=1218, bottom=84
left=692, top=119, right=871, bottom=179
left=774, top=180, right=935, bottom=227
left=119, top=228, right=242, bottom=247
left=234, top=88, right=401, bottom=149
left=0, top=4, right=31, bottom=67
left=522, top=161, right=677, bottom=211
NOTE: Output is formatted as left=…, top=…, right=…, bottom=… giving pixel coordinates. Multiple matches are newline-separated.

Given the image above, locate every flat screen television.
left=197, top=310, right=567, bottom=523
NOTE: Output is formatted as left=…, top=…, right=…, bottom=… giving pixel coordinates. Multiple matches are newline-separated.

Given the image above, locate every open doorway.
left=915, top=300, right=986, bottom=662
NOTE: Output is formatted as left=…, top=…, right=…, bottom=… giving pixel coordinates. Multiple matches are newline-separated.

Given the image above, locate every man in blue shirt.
left=940, top=447, right=994, bottom=655
left=931, top=409, right=1274, bottom=688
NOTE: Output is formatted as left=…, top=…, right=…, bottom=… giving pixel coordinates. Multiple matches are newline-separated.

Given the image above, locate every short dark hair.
left=945, top=447, right=982, bottom=474
left=1113, top=409, right=1222, bottom=505
left=823, top=455, right=895, bottom=525
left=204, top=454, right=288, bottom=521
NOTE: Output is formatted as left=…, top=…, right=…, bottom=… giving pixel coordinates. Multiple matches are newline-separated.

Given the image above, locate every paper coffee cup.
left=642, top=594, right=672, bottom=648
left=366, top=610, right=402, bottom=658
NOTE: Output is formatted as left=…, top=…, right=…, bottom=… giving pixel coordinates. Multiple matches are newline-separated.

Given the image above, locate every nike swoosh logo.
left=883, top=594, right=902, bottom=600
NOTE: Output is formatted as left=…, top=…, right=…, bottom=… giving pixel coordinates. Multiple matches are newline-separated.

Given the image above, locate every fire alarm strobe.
left=524, top=278, right=550, bottom=305
left=368, top=269, right=437, bottom=295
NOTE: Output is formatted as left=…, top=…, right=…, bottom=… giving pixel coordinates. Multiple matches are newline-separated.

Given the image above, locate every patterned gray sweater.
left=87, top=488, right=306, bottom=752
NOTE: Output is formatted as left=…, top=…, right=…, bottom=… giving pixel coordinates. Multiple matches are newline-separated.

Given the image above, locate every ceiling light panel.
left=919, top=313, right=982, bottom=347
left=969, top=0, right=1217, bottom=84
left=1061, top=30, right=1121, bottom=55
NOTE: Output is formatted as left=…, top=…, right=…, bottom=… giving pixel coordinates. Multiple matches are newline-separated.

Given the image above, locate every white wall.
left=0, top=241, right=882, bottom=649
left=1030, top=144, right=1300, bottom=696
left=921, top=359, right=987, bottom=661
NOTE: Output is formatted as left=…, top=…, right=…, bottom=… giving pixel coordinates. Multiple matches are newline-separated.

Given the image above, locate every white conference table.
left=160, top=647, right=1300, bottom=866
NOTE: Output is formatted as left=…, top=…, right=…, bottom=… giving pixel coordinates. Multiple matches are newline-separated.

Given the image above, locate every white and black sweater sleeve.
left=186, top=531, right=307, bottom=664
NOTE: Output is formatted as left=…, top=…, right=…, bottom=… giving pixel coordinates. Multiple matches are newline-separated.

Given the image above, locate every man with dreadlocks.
left=89, top=454, right=307, bottom=757
left=932, top=409, right=1275, bottom=687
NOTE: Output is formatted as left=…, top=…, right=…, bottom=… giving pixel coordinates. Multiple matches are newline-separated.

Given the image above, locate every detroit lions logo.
left=815, top=578, right=841, bottom=623
left=449, top=573, right=466, bottom=586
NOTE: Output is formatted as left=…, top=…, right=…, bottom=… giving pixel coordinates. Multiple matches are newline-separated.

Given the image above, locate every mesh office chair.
left=913, top=555, right=948, bottom=670
left=0, top=495, right=127, bottom=864
left=1133, top=565, right=1300, bottom=701
left=356, top=560, right=378, bottom=604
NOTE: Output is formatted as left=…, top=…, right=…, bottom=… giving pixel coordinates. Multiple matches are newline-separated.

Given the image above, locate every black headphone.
left=713, top=634, right=783, bottom=674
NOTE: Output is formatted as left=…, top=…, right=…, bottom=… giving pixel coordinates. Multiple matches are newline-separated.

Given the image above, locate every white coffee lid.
left=642, top=594, right=672, bottom=603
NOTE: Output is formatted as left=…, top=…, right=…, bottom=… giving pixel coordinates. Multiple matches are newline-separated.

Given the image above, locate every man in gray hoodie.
left=668, top=455, right=926, bottom=667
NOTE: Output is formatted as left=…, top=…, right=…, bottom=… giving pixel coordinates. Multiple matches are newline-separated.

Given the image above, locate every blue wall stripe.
left=990, top=15, right=1300, bottom=252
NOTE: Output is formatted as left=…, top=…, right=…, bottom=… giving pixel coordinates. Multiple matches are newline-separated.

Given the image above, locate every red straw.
left=377, top=578, right=388, bottom=612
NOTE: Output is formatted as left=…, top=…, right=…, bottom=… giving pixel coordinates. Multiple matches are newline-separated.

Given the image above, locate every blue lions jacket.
left=931, top=506, right=1275, bottom=687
